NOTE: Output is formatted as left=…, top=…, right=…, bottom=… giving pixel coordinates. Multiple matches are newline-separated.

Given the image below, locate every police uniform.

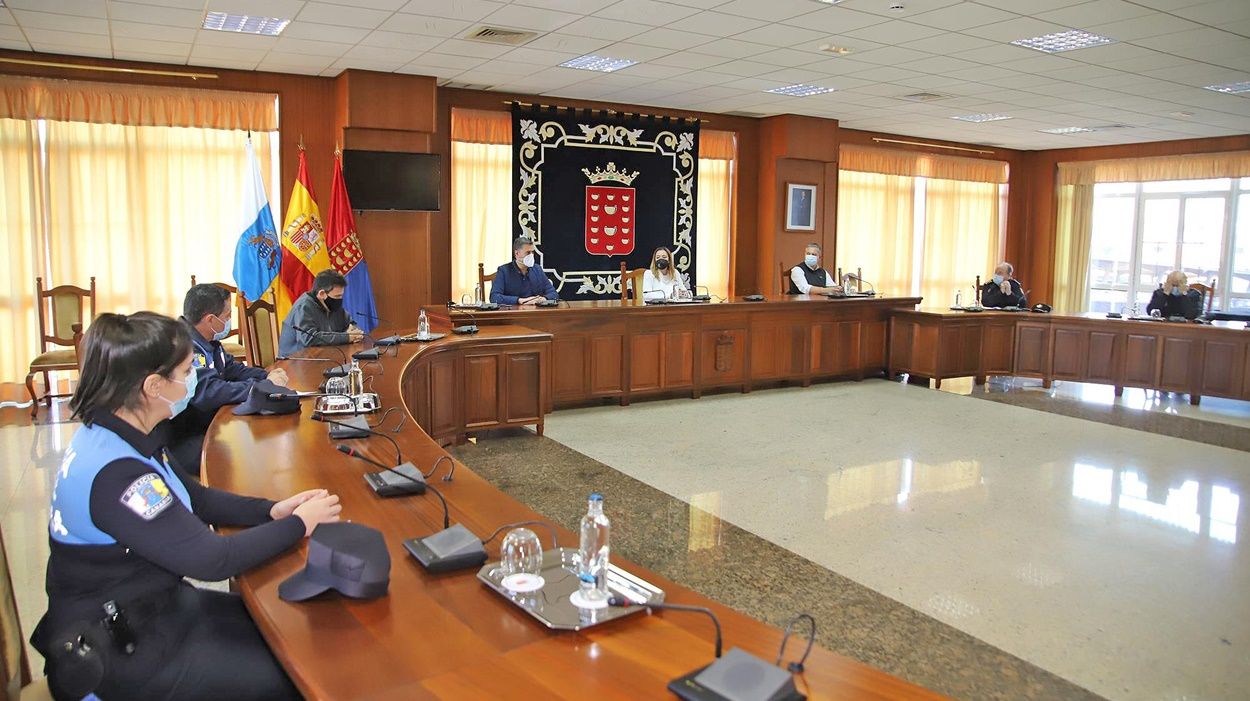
left=168, top=318, right=267, bottom=472
left=32, top=412, right=303, bottom=701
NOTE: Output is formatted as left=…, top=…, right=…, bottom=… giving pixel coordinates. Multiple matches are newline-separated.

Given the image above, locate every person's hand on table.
left=271, top=489, right=326, bottom=520
left=289, top=490, right=343, bottom=536
left=347, top=327, right=365, bottom=343
left=266, top=368, right=289, bottom=386
left=518, top=295, right=544, bottom=305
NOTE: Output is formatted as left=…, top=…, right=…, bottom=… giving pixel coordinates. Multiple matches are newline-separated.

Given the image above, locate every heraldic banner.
left=512, top=104, right=700, bottom=300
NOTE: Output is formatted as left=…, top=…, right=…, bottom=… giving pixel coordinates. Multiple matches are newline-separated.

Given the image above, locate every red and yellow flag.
left=276, top=148, right=330, bottom=319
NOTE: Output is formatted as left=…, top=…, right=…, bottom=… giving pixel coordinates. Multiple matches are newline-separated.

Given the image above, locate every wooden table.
left=890, top=308, right=1250, bottom=403
left=203, top=320, right=946, bottom=701
left=426, top=295, right=922, bottom=408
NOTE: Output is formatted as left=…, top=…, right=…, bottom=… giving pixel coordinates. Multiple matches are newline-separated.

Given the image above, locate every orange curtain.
left=451, top=109, right=513, bottom=301
left=450, top=109, right=511, bottom=145
left=697, top=130, right=736, bottom=299
left=841, top=145, right=1007, bottom=184
left=1058, top=151, right=1250, bottom=185
left=921, top=178, right=1001, bottom=307
left=836, top=170, right=915, bottom=297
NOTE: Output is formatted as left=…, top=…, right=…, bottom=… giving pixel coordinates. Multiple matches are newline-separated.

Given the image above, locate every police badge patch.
left=120, top=474, right=174, bottom=520
left=192, top=353, right=209, bottom=370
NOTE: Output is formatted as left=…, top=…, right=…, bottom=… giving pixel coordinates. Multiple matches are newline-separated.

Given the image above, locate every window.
left=1086, top=177, right=1249, bottom=313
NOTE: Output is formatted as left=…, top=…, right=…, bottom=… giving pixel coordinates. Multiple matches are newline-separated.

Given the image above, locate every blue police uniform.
left=168, top=318, right=267, bottom=471
left=32, top=412, right=303, bottom=701
left=489, top=261, right=559, bottom=305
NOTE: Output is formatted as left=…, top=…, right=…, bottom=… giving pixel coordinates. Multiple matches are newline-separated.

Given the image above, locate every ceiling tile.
left=113, top=50, right=188, bottom=63
left=712, top=59, right=782, bottom=77
left=190, top=45, right=269, bottom=62
left=1085, top=14, right=1204, bottom=40
left=844, top=20, right=945, bottom=44
left=481, top=4, right=581, bottom=31
left=628, top=27, right=717, bottom=51
left=4, top=0, right=108, bottom=18
left=207, top=0, right=306, bottom=18
left=896, top=55, right=982, bottom=75
left=837, top=0, right=963, bottom=17
left=731, top=23, right=829, bottom=47
left=749, top=48, right=826, bottom=68
left=393, top=62, right=462, bottom=79
left=556, top=15, right=651, bottom=40
left=193, top=29, right=279, bottom=50
left=618, top=62, right=689, bottom=79
left=849, top=46, right=934, bottom=66
left=24, top=28, right=111, bottom=49
left=433, top=38, right=515, bottom=58
left=598, top=41, right=673, bottom=61
left=397, top=0, right=505, bottom=20
left=358, top=30, right=443, bottom=51
left=500, top=46, right=582, bottom=65
left=324, top=0, right=409, bottom=10
left=109, top=2, right=203, bottom=27
left=779, top=7, right=887, bottom=34
left=594, top=0, right=701, bottom=26
left=1171, top=0, right=1250, bottom=25
left=118, top=0, right=206, bottom=8
left=1036, top=0, right=1159, bottom=27
left=964, top=17, right=1072, bottom=42
left=522, top=32, right=611, bottom=54
left=408, top=51, right=488, bottom=70
left=715, top=0, right=827, bottom=22
left=282, top=22, right=371, bottom=42
left=666, top=11, right=766, bottom=38
left=110, top=21, right=197, bottom=43
left=1134, top=27, right=1247, bottom=52
left=652, top=51, right=731, bottom=70
left=275, top=35, right=358, bottom=55
left=296, top=2, right=392, bottom=29
left=510, top=0, right=617, bottom=14
left=257, top=56, right=336, bottom=74
left=11, top=10, right=108, bottom=35
left=111, top=37, right=191, bottom=57
left=907, top=2, right=1019, bottom=31
left=378, top=13, right=472, bottom=36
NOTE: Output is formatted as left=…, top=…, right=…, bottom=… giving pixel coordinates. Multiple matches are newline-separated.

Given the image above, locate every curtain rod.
left=0, top=57, right=218, bottom=80
left=504, top=100, right=707, bottom=123
left=871, top=137, right=994, bottom=155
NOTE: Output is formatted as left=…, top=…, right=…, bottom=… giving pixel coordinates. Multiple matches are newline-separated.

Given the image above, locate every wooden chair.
left=1189, top=278, right=1216, bottom=314
left=0, top=522, right=54, bottom=701
left=71, top=323, right=85, bottom=371
left=779, top=262, right=791, bottom=295
left=241, top=292, right=281, bottom=368
left=476, top=263, right=497, bottom=304
left=619, top=262, right=647, bottom=305
left=26, top=277, right=95, bottom=418
left=189, top=276, right=247, bottom=361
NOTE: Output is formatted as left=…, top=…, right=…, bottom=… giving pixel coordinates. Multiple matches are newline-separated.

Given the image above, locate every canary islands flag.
left=326, top=150, right=379, bottom=333
left=277, top=148, right=330, bottom=320
left=232, top=138, right=279, bottom=302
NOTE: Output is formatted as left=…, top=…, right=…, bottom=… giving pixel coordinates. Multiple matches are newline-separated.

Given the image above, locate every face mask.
left=1170, top=286, right=1182, bottom=296
left=656, top=259, right=670, bottom=270
left=521, top=253, right=535, bottom=268
left=160, top=369, right=198, bottom=419
left=211, top=315, right=232, bottom=342
left=804, top=254, right=818, bottom=268
left=992, top=274, right=1004, bottom=285
left=324, top=296, right=344, bottom=312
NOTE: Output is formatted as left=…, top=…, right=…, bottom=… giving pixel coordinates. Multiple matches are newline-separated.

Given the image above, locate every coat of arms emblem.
left=582, top=163, right=639, bottom=256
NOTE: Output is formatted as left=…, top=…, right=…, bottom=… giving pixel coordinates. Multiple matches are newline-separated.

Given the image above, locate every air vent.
left=465, top=25, right=539, bottom=46
left=901, top=92, right=947, bottom=102
left=440, top=80, right=496, bottom=91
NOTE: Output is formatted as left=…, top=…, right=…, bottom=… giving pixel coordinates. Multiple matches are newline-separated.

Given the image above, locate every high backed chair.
left=26, top=277, right=95, bottom=418
left=619, top=262, right=647, bottom=305
left=476, top=263, right=497, bottom=304
left=779, top=261, right=790, bottom=295
left=241, top=292, right=280, bottom=368
left=1189, top=278, right=1216, bottom=315
left=189, top=276, right=247, bottom=361
left=0, top=522, right=55, bottom=700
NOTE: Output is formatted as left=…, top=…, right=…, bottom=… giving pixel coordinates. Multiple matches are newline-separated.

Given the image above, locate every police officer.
left=169, top=284, right=288, bottom=472
left=32, top=312, right=342, bottom=701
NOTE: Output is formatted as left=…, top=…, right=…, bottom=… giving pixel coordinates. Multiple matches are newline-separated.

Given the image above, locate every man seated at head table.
left=980, top=262, right=1028, bottom=307
left=1146, top=270, right=1204, bottom=320
left=169, top=284, right=289, bottom=472
left=788, top=242, right=843, bottom=295
left=489, top=235, right=559, bottom=305
left=278, top=269, right=364, bottom=358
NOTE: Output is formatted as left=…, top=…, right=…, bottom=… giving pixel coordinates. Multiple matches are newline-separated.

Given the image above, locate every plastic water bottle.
left=417, top=309, right=430, bottom=338
left=955, top=289, right=962, bottom=308
left=577, top=493, right=610, bottom=602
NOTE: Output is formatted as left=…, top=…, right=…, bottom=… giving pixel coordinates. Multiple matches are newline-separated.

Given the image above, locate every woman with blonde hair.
left=642, top=246, right=690, bottom=301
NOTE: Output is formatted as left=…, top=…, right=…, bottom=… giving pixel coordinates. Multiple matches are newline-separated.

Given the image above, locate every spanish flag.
left=276, top=147, right=330, bottom=320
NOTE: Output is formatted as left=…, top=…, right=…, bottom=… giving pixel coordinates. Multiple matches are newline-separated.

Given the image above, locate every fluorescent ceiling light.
left=1011, top=29, right=1114, bottom=53
left=813, top=0, right=845, bottom=5
left=560, top=55, right=637, bottom=72
left=202, top=12, right=290, bottom=36
left=1038, top=126, right=1094, bottom=134
left=1203, top=80, right=1250, bottom=94
left=818, top=44, right=853, bottom=55
left=766, top=83, right=835, bottom=97
left=952, top=113, right=1012, bottom=123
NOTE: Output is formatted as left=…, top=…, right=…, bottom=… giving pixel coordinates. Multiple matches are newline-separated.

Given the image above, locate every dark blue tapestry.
left=512, top=104, right=699, bottom=300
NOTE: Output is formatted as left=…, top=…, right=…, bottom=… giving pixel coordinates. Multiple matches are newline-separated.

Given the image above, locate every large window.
left=1087, top=177, right=1249, bottom=313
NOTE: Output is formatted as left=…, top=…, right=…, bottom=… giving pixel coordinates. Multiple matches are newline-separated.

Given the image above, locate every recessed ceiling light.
left=560, top=55, right=638, bottom=72
left=1038, top=126, right=1094, bottom=134
left=1203, top=80, right=1250, bottom=94
left=818, top=44, right=853, bottom=55
left=202, top=12, right=290, bottom=36
left=952, top=113, right=1012, bottom=123
left=766, top=83, right=836, bottom=97
left=1011, top=29, right=1114, bottom=53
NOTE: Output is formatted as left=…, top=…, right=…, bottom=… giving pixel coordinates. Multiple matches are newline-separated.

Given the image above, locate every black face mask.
left=324, top=296, right=344, bottom=312
left=656, top=259, right=670, bottom=270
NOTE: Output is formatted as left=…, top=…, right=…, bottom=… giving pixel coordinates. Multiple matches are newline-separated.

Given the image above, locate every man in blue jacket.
left=490, top=236, right=559, bottom=305
left=169, top=284, right=288, bottom=472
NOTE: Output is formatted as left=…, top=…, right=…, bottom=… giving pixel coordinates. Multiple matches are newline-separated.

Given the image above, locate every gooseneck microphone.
left=290, top=325, right=350, bottom=375
left=608, top=597, right=723, bottom=658
left=318, top=417, right=402, bottom=463
left=334, top=442, right=426, bottom=497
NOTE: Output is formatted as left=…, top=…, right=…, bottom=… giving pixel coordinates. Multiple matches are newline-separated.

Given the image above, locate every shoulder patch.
left=192, top=353, right=209, bottom=370
left=120, top=473, right=174, bottom=520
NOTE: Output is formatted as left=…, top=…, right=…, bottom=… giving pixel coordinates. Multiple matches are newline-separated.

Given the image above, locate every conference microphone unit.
left=606, top=598, right=804, bottom=701
left=291, top=325, right=351, bottom=376
left=402, top=505, right=488, bottom=574
left=335, top=444, right=426, bottom=497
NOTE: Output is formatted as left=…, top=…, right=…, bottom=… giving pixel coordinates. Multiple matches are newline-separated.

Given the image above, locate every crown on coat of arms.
left=582, top=162, right=639, bottom=186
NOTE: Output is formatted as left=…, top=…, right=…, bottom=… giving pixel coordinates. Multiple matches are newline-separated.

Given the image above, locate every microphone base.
left=451, top=325, right=479, bottom=335
left=363, top=462, right=426, bottom=497
left=353, top=349, right=381, bottom=360
left=668, top=649, right=804, bottom=701
left=323, top=363, right=351, bottom=377
left=404, top=524, right=488, bottom=573
left=328, top=416, right=370, bottom=439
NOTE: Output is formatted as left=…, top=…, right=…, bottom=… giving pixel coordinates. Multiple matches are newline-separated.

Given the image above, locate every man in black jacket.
left=277, top=269, right=363, bottom=357
left=1147, top=270, right=1204, bottom=320
left=980, top=262, right=1028, bottom=308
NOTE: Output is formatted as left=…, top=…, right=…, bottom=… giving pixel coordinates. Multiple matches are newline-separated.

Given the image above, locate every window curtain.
left=451, top=109, right=513, bottom=302
left=921, top=178, right=1001, bottom=307
left=1052, top=181, right=1095, bottom=314
left=696, top=130, right=735, bottom=299
left=1057, top=150, right=1250, bottom=185
left=841, top=144, right=1008, bottom=184
left=835, top=170, right=915, bottom=296
left=0, top=119, right=44, bottom=384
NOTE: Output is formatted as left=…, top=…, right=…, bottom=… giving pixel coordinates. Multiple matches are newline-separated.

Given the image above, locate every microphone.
left=352, top=311, right=402, bottom=351
left=290, top=325, right=350, bottom=376
left=609, top=598, right=722, bottom=659
left=316, top=416, right=402, bottom=463
left=402, top=486, right=488, bottom=573
left=452, top=308, right=479, bottom=335
left=334, top=443, right=426, bottom=497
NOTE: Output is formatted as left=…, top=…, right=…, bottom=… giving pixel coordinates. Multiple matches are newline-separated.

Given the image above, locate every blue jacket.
left=170, top=318, right=268, bottom=439
left=489, top=262, right=558, bottom=305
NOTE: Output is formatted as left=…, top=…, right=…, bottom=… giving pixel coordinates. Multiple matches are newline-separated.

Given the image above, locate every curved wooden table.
left=204, top=322, right=945, bottom=701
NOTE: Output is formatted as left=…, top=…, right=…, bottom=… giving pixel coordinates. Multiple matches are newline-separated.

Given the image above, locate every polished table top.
left=903, top=306, right=1250, bottom=331
left=435, top=294, right=923, bottom=317
left=203, top=321, right=946, bottom=700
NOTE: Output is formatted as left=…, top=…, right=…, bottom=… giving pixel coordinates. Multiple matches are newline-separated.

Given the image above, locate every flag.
left=326, top=150, right=379, bottom=332
left=231, top=138, right=280, bottom=302
left=276, top=148, right=330, bottom=320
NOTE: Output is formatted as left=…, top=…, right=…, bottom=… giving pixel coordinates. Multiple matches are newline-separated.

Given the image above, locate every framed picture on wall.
left=785, top=183, right=817, bottom=232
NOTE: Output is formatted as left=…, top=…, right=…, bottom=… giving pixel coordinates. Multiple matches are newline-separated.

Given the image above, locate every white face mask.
left=804, top=254, right=818, bottom=268
left=521, top=253, right=535, bottom=268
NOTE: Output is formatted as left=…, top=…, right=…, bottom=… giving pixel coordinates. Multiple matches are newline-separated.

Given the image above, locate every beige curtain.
left=0, top=119, right=45, bottom=383
left=696, top=130, right=736, bottom=299
left=841, top=145, right=1008, bottom=184
left=921, top=178, right=1000, bottom=307
left=1052, top=182, right=1096, bottom=313
left=835, top=170, right=915, bottom=297
left=451, top=109, right=512, bottom=302
left=1058, top=151, right=1250, bottom=185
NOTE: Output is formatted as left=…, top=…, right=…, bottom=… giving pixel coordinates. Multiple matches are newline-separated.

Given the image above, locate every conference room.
left=0, top=1, right=1247, bottom=700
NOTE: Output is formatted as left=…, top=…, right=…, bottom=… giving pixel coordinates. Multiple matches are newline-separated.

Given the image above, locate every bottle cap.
left=578, top=573, right=595, bottom=583
left=589, top=492, right=603, bottom=502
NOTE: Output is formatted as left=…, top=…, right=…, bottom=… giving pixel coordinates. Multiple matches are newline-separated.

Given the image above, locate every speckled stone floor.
left=452, top=427, right=1105, bottom=701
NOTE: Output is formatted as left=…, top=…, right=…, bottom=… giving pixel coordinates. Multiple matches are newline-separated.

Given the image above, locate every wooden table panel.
left=1200, top=340, right=1243, bottom=398
left=1123, top=334, right=1158, bottom=388
left=1051, top=327, right=1087, bottom=380
left=1087, top=331, right=1118, bottom=385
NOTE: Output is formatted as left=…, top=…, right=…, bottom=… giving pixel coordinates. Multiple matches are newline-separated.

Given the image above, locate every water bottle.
left=346, top=360, right=363, bottom=396
left=417, top=309, right=430, bottom=338
left=955, top=289, right=962, bottom=308
left=577, top=493, right=610, bottom=602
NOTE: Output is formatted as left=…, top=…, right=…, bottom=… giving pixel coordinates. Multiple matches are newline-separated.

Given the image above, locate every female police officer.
left=32, top=312, right=342, bottom=700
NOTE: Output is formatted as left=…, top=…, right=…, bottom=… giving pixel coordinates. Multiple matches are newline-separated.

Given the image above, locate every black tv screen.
left=342, top=150, right=440, bottom=211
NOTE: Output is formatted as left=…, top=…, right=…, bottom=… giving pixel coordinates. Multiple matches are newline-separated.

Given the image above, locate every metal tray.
left=477, top=547, right=665, bottom=631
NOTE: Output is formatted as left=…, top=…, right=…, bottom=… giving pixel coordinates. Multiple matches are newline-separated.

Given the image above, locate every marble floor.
left=535, top=380, right=1249, bottom=701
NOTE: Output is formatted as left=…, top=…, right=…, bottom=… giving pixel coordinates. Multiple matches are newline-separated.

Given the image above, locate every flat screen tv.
left=342, top=150, right=440, bottom=211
